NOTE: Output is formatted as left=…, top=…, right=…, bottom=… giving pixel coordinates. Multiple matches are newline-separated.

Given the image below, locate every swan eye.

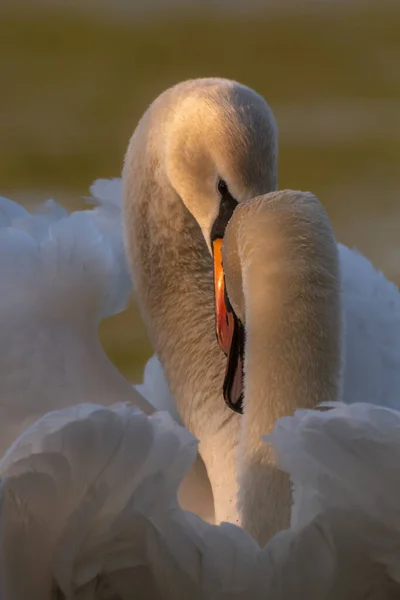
left=211, top=181, right=238, bottom=242
left=217, top=179, right=228, bottom=197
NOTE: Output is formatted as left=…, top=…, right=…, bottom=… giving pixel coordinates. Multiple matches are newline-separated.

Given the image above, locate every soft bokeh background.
left=2, top=0, right=400, bottom=381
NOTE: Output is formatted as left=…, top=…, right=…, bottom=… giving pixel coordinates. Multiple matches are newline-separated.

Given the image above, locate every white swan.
left=1, top=187, right=400, bottom=597
left=123, top=78, right=277, bottom=527
left=122, top=77, right=400, bottom=531
left=217, top=190, right=341, bottom=544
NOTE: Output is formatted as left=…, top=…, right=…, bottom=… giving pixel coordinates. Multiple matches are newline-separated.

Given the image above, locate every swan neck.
left=123, top=125, right=242, bottom=527
left=242, top=255, right=341, bottom=435
left=232, top=198, right=342, bottom=545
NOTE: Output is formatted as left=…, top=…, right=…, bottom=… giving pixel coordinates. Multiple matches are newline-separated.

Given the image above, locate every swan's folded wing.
left=0, top=404, right=276, bottom=599
left=0, top=191, right=141, bottom=456
left=0, top=405, right=199, bottom=599
left=270, top=402, right=400, bottom=596
left=340, top=244, right=400, bottom=410
left=0, top=403, right=346, bottom=600
left=0, top=188, right=131, bottom=324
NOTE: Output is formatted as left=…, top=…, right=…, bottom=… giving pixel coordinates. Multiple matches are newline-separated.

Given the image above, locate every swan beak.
left=213, top=238, right=244, bottom=414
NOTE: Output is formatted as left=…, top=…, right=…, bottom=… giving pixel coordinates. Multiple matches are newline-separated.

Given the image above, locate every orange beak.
left=213, top=238, right=244, bottom=414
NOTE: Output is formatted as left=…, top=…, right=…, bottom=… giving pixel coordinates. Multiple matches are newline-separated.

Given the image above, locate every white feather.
left=340, top=243, right=400, bottom=409
left=270, top=402, right=400, bottom=597
left=135, top=355, right=179, bottom=424
left=0, top=187, right=141, bottom=458
left=1, top=403, right=399, bottom=598
left=0, top=405, right=197, bottom=598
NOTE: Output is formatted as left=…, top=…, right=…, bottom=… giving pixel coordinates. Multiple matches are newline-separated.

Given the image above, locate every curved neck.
left=122, top=127, right=241, bottom=525
left=235, top=201, right=342, bottom=545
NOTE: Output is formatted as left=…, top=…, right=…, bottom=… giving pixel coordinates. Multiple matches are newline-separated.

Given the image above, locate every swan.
left=123, top=78, right=278, bottom=527
left=1, top=188, right=400, bottom=597
left=216, top=190, right=341, bottom=544
left=122, top=77, right=400, bottom=532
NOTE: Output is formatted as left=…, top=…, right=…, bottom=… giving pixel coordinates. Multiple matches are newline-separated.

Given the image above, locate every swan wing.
left=3, top=400, right=400, bottom=598
left=0, top=189, right=145, bottom=457
left=271, top=402, right=400, bottom=597
left=0, top=404, right=196, bottom=598
left=0, top=403, right=348, bottom=600
left=340, top=244, right=400, bottom=409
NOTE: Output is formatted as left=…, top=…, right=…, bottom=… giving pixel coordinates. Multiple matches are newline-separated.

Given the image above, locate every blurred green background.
left=2, top=1, right=400, bottom=382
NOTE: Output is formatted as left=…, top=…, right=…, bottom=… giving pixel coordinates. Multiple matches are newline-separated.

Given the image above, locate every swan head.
left=214, top=191, right=341, bottom=414
left=162, top=79, right=278, bottom=246
left=124, top=78, right=277, bottom=252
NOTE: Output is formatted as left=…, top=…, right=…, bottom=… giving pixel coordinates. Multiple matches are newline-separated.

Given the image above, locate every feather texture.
left=1, top=403, right=400, bottom=598
left=0, top=185, right=142, bottom=458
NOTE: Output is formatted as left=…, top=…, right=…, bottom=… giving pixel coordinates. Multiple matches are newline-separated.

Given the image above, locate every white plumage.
left=0, top=181, right=145, bottom=458
left=340, top=243, right=400, bottom=409
left=1, top=180, right=400, bottom=597
left=1, top=402, right=400, bottom=598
